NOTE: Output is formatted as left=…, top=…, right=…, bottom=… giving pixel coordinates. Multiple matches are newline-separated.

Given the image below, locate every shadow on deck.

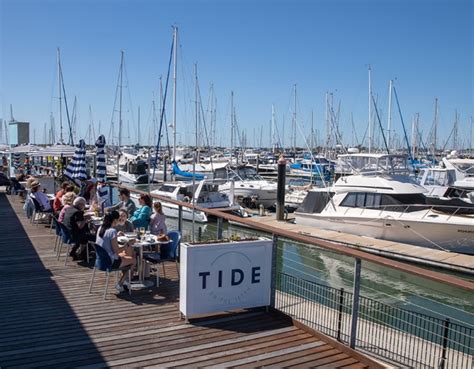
left=0, top=193, right=378, bottom=368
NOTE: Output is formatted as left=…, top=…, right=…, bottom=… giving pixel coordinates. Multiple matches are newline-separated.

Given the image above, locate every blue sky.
left=1, top=0, right=473, bottom=149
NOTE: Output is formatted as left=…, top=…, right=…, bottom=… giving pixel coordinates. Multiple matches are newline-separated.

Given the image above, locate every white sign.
left=179, top=238, right=273, bottom=317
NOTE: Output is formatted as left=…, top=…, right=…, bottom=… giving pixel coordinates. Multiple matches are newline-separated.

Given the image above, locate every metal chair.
left=30, top=196, right=52, bottom=225
left=51, top=216, right=62, bottom=253
left=89, top=244, right=132, bottom=300
left=57, top=222, right=76, bottom=265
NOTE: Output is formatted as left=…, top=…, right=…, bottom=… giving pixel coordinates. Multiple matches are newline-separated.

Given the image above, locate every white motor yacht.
left=295, top=154, right=474, bottom=254
left=132, top=180, right=248, bottom=223
left=215, top=165, right=278, bottom=208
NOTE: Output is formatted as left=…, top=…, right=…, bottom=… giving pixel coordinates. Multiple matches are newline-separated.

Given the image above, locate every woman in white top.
left=96, top=210, right=135, bottom=291
left=149, top=201, right=167, bottom=235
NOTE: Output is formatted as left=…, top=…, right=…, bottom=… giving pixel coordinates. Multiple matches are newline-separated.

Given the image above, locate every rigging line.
left=152, top=34, right=174, bottom=182
left=371, top=94, right=390, bottom=154
left=59, top=64, right=74, bottom=146
left=123, top=58, right=136, bottom=140
left=383, top=215, right=450, bottom=252
left=196, top=78, right=214, bottom=171
left=392, top=87, right=413, bottom=161
left=109, top=57, right=123, bottom=146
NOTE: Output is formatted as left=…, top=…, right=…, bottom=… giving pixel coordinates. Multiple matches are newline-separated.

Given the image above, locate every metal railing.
left=110, top=183, right=474, bottom=368
left=275, top=271, right=473, bottom=369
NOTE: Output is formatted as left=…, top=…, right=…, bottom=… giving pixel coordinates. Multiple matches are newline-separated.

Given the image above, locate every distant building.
left=9, top=121, right=30, bottom=145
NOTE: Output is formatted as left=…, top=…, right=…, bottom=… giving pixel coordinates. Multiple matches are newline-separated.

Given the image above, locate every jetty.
left=0, top=193, right=381, bottom=368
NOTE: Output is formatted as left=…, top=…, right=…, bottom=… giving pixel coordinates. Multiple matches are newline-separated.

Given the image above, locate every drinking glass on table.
left=139, top=227, right=146, bottom=237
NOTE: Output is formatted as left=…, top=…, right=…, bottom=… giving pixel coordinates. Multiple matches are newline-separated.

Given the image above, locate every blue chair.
left=89, top=244, right=132, bottom=300
left=57, top=222, right=78, bottom=265
left=143, top=230, right=181, bottom=284
left=51, top=216, right=62, bottom=253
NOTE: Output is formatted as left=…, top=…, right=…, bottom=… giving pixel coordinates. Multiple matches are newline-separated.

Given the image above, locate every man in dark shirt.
left=106, top=187, right=136, bottom=215
left=62, top=196, right=94, bottom=260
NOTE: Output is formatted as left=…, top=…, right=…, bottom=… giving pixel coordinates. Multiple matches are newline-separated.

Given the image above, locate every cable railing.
left=275, top=272, right=473, bottom=369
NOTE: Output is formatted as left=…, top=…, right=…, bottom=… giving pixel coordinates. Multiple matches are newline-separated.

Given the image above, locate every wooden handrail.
left=112, top=182, right=474, bottom=292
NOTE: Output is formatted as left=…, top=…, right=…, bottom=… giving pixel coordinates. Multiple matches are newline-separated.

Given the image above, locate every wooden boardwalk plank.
left=0, top=193, right=380, bottom=368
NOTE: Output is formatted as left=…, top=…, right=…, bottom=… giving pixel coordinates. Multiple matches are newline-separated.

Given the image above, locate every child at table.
left=96, top=210, right=136, bottom=292
left=116, top=208, right=134, bottom=234
left=149, top=201, right=167, bottom=236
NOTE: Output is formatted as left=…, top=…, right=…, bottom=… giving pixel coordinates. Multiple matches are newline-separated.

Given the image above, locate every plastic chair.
left=89, top=244, right=132, bottom=299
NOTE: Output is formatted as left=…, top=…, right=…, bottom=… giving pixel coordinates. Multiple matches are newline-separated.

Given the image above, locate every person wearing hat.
left=30, top=180, right=52, bottom=212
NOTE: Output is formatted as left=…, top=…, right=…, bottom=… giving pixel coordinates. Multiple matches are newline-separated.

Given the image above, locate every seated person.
left=115, top=208, right=134, bottom=233
left=62, top=197, right=95, bottom=261
left=129, top=194, right=152, bottom=229
left=29, top=180, right=52, bottom=211
left=96, top=210, right=136, bottom=292
left=149, top=201, right=167, bottom=236
left=58, top=191, right=76, bottom=223
left=53, top=182, right=74, bottom=214
left=96, top=181, right=112, bottom=211
left=105, top=188, right=136, bottom=215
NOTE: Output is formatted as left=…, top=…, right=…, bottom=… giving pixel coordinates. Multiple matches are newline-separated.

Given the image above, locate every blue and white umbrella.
left=64, top=139, right=87, bottom=185
left=95, top=135, right=107, bottom=183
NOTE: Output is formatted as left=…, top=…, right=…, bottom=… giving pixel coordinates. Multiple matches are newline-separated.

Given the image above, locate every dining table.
left=120, top=233, right=161, bottom=290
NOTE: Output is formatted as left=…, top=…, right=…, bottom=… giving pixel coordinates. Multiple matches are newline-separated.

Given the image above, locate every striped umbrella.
left=64, top=139, right=87, bottom=185
left=12, top=153, right=21, bottom=169
left=95, top=135, right=107, bottom=183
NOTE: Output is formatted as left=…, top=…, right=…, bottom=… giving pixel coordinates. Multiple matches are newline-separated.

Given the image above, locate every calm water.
left=125, top=184, right=474, bottom=328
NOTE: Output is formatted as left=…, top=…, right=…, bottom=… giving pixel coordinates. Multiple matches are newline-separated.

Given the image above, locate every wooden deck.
left=0, top=193, right=382, bottom=368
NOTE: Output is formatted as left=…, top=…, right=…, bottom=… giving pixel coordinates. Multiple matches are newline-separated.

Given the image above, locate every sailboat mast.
left=194, top=64, right=198, bottom=151
left=271, top=104, right=276, bottom=153
left=293, top=84, right=297, bottom=155
left=57, top=48, right=63, bottom=144
left=368, top=65, right=372, bottom=153
left=172, top=26, right=178, bottom=161
left=387, top=79, right=393, bottom=150
left=137, top=106, right=140, bottom=146
left=433, top=97, right=438, bottom=153
left=230, top=91, right=234, bottom=158
left=311, top=110, right=314, bottom=154
left=118, top=50, right=124, bottom=148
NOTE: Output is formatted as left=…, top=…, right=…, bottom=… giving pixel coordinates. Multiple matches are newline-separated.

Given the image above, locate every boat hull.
left=295, top=212, right=474, bottom=255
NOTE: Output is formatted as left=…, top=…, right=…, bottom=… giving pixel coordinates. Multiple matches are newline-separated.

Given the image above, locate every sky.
left=1, top=0, right=473, bottom=150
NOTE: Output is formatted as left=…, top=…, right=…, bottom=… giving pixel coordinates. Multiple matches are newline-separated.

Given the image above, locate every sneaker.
left=115, top=283, right=124, bottom=293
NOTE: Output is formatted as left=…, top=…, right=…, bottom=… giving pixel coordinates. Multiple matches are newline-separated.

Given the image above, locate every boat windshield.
left=450, top=161, right=474, bottom=175
left=338, top=155, right=409, bottom=175
left=235, top=167, right=263, bottom=181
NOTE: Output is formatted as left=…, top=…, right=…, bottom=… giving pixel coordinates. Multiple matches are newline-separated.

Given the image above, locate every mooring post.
left=216, top=217, right=223, bottom=240
left=178, top=205, right=183, bottom=234
left=350, top=258, right=361, bottom=349
left=276, top=155, right=286, bottom=221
